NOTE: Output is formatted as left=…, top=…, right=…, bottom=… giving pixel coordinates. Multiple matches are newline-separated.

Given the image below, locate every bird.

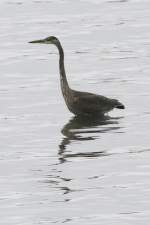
left=29, top=36, right=125, bottom=117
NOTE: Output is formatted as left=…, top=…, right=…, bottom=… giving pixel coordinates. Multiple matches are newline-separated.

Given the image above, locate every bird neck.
left=55, top=41, right=70, bottom=92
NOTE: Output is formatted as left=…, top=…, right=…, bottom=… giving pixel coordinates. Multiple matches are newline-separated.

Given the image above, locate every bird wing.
left=72, top=91, right=113, bottom=114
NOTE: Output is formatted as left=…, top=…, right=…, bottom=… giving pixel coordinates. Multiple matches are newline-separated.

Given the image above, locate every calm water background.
left=0, top=0, right=150, bottom=224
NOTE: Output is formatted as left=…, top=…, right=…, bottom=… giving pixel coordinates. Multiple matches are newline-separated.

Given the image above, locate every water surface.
left=0, top=0, right=150, bottom=224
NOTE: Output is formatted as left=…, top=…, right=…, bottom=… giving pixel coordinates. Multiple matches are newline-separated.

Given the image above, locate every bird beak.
left=29, top=39, right=45, bottom=44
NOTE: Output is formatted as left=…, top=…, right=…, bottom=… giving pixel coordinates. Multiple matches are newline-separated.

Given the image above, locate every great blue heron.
left=29, top=36, right=125, bottom=116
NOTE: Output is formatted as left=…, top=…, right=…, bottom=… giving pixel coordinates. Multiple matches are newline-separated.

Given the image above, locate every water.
left=0, top=0, right=150, bottom=224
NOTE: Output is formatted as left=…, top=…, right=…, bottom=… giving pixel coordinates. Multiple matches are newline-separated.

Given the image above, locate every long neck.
left=55, top=41, right=70, bottom=93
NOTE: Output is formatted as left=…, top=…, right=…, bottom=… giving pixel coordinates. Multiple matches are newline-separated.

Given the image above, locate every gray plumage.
left=29, top=36, right=125, bottom=116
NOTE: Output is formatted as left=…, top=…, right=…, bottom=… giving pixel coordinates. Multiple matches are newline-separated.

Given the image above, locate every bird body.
left=29, top=36, right=125, bottom=116
left=65, top=89, right=124, bottom=116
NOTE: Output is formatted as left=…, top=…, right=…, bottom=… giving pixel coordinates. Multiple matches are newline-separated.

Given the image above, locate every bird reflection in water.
left=59, top=115, right=122, bottom=163
left=43, top=116, right=123, bottom=205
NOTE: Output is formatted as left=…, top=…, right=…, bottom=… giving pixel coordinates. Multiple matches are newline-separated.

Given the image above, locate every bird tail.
left=115, top=102, right=125, bottom=109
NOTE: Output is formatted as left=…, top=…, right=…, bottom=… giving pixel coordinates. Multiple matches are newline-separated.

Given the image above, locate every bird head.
left=29, top=36, right=59, bottom=45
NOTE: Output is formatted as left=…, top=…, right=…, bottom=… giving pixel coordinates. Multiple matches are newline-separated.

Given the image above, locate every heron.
left=29, top=36, right=125, bottom=117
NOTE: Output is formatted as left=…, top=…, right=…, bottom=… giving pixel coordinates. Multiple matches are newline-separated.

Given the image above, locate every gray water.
left=1, top=0, right=150, bottom=224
